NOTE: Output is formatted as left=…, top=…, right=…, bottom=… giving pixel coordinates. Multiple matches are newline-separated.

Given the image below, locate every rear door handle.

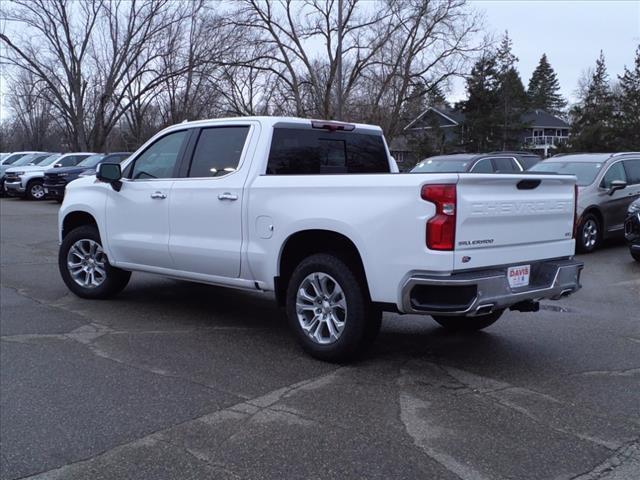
left=150, top=191, right=167, bottom=199
left=218, top=192, right=238, bottom=201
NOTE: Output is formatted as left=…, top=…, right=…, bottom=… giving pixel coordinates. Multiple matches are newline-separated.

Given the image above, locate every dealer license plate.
left=507, top=265, right=530, bottom=288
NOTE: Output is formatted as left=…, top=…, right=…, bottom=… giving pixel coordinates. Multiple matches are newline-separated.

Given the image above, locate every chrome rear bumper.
left=401, top=258, right=583, bottom=316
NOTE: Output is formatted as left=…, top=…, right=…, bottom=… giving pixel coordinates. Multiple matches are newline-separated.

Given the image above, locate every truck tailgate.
left=454, top=174, right=576, bottom=270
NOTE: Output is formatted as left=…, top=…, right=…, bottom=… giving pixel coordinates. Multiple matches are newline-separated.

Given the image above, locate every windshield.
left=412, top=158, right=470, bottom=173
left=30, top=154, right=57, bottom=165
left=13, top=154, right=42, bottom=166
left=528, top=161, right=603, bottom=186
left=2, top=153, right=27, bottom=165
left=77, top=154, right=105, bottom=168
left=38, top=154, right=64, bottom=166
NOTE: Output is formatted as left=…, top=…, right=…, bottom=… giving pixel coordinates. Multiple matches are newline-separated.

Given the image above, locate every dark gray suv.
left=411, top=151, right=541, bottom=174
left=529, top=153, right=640, bottom=252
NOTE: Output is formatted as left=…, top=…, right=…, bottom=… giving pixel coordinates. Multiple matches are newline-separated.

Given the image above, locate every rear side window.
left=189, top=126, right=250, bottom=177
left=267, top=128, right=389, bottom=174
left=518, top=156, right=540, bottom=170
left=623, top=159, right=640, bottom=185
left=491, top=157, right=519, bottom=172
left=470, top=158, right=494, bottom=173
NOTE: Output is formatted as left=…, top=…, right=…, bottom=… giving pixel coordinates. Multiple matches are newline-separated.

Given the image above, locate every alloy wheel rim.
left=583, top=219, right=598, bottom=248
left=296, top=272, right=347, bottom=345
left=67, top=239, right=107, bottom=288
left=31, top=184, right=45, bottom=199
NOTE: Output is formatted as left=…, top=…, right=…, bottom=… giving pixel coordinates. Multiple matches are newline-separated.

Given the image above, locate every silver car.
left=529, top=152, right=640, bottom=252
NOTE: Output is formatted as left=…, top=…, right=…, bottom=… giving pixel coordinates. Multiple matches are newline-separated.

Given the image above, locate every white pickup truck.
left=58, top=117, right=583, bottom=361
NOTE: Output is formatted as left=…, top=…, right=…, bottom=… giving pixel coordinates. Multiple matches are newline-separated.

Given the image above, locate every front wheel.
left=631, top=248, right=640, bottom=262
left=286, top=253, right=381, bottom=362
left=58, top=225, right=131, bottom=299
left=26, top=180, right=46, bottom=201
left=432, top=310, right=504, bottom=332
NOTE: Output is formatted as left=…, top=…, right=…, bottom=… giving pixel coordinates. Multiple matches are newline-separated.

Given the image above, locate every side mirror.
left=608, top=179, right=627, bottom=195
left=96, top=163, right=122, bottom=191
left=54, top=163, right=62, bottom=168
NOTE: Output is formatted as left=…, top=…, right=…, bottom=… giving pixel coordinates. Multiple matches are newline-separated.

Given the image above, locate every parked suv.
left=5, top=152, right=95, bottom=200
left=411, top=151, right=541, bottom=174
left=44, top=152, right=131, bottom=201
left=529, top=153, right=640, bottom=252
left=625, top=198, right=640, bottom=262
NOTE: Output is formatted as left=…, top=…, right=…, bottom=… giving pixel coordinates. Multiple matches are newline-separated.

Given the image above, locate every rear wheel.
left=631, top=248, right=640, bottom=262
left=432, top=310, right=504, bottom=332
left=58, top=225, right=131, bottom=299
left=286, top=253, right=381, bottom=362
left=26, top=180, right=45, bottom=201
left=577, top=213, right=601, bottom=253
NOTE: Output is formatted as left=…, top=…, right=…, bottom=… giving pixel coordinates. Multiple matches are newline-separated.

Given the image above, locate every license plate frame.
left=507, top=264, right=530, bottom=288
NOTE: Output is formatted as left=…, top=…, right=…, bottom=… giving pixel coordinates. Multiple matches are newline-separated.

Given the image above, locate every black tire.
left=286, top=253, right=381, bottom=362
left=576, top=213, right=601, bottom=253
left=631, top=249, right=640, bottom=262
left=58, top=225, right=131, bottom=299
left=432, top=309, right=504, bottom=332
left=26, top=179, right=46, bottom=201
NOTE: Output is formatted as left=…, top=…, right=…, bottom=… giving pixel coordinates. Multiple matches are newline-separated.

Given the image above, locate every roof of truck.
left=179, top=116, right=383, bottom=133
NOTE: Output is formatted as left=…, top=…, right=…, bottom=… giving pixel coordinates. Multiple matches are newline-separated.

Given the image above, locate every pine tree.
left=496, top=31, right=518, bottom=74
left=527, top=54, right=567, bottom=116
left=458, top=52, right=501, bottom=151
left=614, top=46, right=640, bottom=149
left=494, top=32, right=529, bottom=149
left=570, top=51, right=616, bottom=151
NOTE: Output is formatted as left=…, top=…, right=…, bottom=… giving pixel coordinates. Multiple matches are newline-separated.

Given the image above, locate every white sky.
left=1, top=0, right=639, bottom=120
left=450, top=0, right=640, bottom=104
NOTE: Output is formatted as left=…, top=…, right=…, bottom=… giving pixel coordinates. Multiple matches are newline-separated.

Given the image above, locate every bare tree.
left=1, top=0, right=197, bottom=151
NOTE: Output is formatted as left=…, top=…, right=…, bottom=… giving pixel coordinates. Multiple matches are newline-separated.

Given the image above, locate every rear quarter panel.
left=246, top=173, right=457, bottom=304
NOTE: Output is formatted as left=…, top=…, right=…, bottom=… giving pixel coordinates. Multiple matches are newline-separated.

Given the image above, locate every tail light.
left=421, top=184, right=456, bottom=250
left=572, top=184, right=578, bottom=239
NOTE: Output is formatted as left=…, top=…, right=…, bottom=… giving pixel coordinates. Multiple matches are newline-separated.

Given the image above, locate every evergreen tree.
left=496, top=31, right=518, bottom=74
left=458, top=52, right=501, bottom=151
left=494, top=32, right=529, bottom=150
left=570, top=51, right=616, bottom=151
left=527, top=54, right=567, bottom=115
left=614, top=46, right=640, bottom=149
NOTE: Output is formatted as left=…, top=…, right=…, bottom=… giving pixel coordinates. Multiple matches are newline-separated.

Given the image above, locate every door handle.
left=150, top=191, right=167, bottom=199
left=218, top=192, right=238, bottom=201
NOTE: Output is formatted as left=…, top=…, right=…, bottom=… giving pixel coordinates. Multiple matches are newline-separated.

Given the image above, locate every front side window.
left=470, top=158, right=494, bottom=173
left=188, top=127, right=249, bottom=177
left=267, top=128, right=389, bottom=175
left=600, top=162, right=626, bottom=188
left=623, top=159, right=640, bottom=185
left=130, top=130, right=188, bottom=180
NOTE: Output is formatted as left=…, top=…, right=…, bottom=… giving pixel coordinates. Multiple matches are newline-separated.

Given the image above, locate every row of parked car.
left=0, top=151, right=131, bottom=201
left=411, top=151, right=640, bottom=261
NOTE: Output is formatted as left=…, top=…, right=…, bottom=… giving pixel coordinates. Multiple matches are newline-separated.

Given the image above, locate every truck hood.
left=5, top=165, right=50, bottom=174
left=44, top=166, right=90, bottom=176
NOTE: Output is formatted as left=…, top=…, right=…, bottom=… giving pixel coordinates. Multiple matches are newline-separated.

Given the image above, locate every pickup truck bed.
left=58, top=116, right=582, bottom=361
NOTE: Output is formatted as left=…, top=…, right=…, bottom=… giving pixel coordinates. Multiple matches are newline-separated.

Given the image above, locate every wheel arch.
left=61, top=211, right=100, bottom=240
left=275, top=229, right=370, bottom=307
left=580, top=206, right=604, bottom=234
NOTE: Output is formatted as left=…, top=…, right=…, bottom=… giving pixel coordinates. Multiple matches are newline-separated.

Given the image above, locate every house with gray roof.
left=390, top=106, right=570, bottom=167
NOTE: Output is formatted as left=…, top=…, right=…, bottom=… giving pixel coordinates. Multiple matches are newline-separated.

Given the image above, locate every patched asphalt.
left=1, top=197, right=638, bottom=480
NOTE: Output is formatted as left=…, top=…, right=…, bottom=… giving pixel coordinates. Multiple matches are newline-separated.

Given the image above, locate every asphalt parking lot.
left=1, top=197, right=638, bottom=480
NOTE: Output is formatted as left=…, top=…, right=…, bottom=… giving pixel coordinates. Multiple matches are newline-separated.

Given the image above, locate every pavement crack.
left=568, top=439, right=640, bottom=480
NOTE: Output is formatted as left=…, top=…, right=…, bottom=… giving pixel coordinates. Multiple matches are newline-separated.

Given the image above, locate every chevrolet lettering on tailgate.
left=470, top=200, right=573, bottom=216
